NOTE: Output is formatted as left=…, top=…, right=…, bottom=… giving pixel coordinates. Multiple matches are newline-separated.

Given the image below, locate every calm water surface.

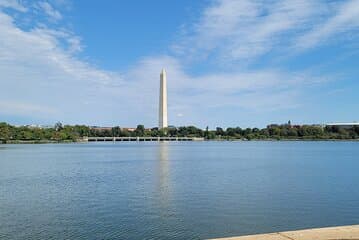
left=0, top=141, right=359, bottom=239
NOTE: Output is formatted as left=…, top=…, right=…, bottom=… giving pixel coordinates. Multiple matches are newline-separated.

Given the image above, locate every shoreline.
left=208, top=225, right=359, bottom=240
left=1, top=138, right=359, bottom=144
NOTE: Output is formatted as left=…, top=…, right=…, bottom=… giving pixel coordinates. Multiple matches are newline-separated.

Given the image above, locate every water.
left=0, top=141, right=359, bottom=239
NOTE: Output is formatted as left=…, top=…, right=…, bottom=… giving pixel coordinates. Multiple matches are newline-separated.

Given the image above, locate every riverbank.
left=209, top=225, right=359, bottom=240
left=1, top=138, right=359, bottom=144
left=0, top=140, right=77, bottom=144
left=2, top=122, right=359, bottom=144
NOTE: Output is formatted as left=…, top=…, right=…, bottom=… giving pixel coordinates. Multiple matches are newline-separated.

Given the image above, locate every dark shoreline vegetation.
left=1, top=122, right=359, bottom=143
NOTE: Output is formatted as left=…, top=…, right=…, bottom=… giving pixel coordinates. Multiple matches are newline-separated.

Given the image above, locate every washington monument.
left=159, top=69, right=168, bottom=129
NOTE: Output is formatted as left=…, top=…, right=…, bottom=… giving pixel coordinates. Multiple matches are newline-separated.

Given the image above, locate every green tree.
left=0, top=122, right=11, bottom=141
left=167, top=127, right=178, bottom=137
left=215, top=127, right=224, bottom=136
left=135, top=125, right=145, bottom=136
left=54, top=122, right=63, bottom=131
left=205, top=126, right=209, bottom=139
left=112, top=126, right=121, bottom=137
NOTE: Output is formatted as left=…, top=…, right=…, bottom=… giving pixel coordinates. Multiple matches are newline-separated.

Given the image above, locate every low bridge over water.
left=84, top=137, right=204, bottom=142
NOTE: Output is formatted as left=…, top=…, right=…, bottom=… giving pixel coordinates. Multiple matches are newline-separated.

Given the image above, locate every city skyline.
left=0, top=0, right=358, bottom=128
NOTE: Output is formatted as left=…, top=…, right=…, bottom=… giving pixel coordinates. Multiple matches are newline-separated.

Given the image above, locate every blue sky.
left=0, top=0, right=358, bottom=128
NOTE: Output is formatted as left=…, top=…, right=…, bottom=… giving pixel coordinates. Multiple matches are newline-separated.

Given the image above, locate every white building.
left=326, top=122, right=359, bottom=129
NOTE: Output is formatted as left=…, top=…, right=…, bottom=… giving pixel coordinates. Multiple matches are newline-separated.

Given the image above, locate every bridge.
left=84, top=137, right=204, bottom=142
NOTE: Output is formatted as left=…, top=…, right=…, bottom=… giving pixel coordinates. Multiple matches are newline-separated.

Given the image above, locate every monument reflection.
left=157, top=142, right=171, bottom=208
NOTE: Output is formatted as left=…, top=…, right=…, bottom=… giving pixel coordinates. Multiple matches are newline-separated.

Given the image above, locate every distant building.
left=90, top=126, right=113, bottom=131
left=122, top=127, right=136, bottom=132
left=24, top=124, right=53, bottom=129
left=326, top=122, right=359, bottom=129
left=90, top=127, right=157, bottom=132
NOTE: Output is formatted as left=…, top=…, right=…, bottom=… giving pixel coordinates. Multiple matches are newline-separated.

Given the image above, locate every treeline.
left=0, top=122, right=90, bottom=142
left=212, top=124, right=359, bottom=140
left=88, top=124, right=359, bottom=140
left=1, top=122, right=359, bottom=143
left=91, top=125, right=204, bottom=138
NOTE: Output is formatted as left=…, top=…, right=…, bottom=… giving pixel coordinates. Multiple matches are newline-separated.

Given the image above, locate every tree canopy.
left=1, top=122, right=358, bottom=143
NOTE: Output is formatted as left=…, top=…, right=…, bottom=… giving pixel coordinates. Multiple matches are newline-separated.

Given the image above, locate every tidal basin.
left=1, top=141, right=359, bottom=239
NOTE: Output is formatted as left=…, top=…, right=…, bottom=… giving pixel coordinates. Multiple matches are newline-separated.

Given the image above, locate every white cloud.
left=123, top=55, right=326, bottom=126
left=174, top=0, right=324, bottom=63
left=0, top=0, right=352, bottom=126
left=0, top=0, right=27, bottom=12
left=296, top=0, right=359, bottom=50
left=37, top=1, right=62, bottom=21
left=174, top=0, right=359, bottom=64
left=0, top=9, right=126, bottom=123
left=0, top=101, right=57, bottom=115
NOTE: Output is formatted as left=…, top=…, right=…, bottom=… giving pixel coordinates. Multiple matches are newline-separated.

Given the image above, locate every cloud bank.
left=0, top=0, right=357, bottom=127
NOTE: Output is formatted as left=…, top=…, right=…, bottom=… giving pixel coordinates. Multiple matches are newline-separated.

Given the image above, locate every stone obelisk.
left=159, top=69, right=168, bottom=129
